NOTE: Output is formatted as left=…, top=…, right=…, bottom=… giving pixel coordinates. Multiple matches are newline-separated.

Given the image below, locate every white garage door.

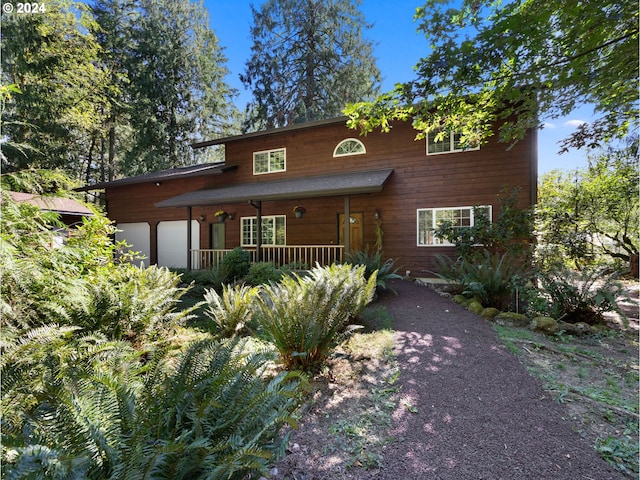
left=115, top=222, right=150, bottom=266
left=157, top=220, right=199, bottom=268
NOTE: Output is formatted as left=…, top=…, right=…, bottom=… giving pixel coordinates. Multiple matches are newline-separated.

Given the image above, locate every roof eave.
left=191, top=116, right=349, bottom=149
left=155, top=168, right=393, bottom=208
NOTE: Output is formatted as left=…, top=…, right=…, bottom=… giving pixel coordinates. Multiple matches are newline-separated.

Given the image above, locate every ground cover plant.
left=0, top=188, right=308, bottom=479
left=2, top=329, right=304, bottom=480
left=494, top=319, right=639, bottom=477
left=253, top=263, right=377, bottom=372
left=344, top=248, right=403, bottom=294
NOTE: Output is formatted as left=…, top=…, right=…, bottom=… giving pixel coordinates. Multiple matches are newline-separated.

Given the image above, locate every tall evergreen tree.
left=90, top=0, right=137, bottom=183
left=241, top=0, right=381, bottom=130
left=123, top=0, right=237, bottom=175
left=1, top=0, right=110, bottom=181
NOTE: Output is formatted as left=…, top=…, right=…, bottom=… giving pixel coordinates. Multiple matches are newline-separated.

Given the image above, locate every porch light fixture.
left=293, top=205, right=306, bottom=218
left=199, top=214, right=206, bottom=222
left=155, top=181, right=162, bottom=187
left=374, top=209, right=381, bottom=220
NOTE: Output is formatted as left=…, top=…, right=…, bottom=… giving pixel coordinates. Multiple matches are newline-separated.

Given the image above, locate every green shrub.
left=173, top=267, right=222, bottom=287
left=537, top=265, right=628, bottom=325
left=344, top=248, right=402, bottom=293
left=255, top=263, right=377, bottom=372
left=1, top=192, right=193, bottom=343
left=73, top=265, right=195, bottom=343
left=2, top=327, right=304, bottom=480
left=430, top=254, right=467, bottom=292
left=204, top=284, right=260, bottom=337
left=245, top=261, right=283, bottom=285
left=432, top=250, right=520, bottom=309
left=220, top=247, right=251, bottom=283
left=434, top=187, right=533, bottom=259
left=461, top=250, right=520, bottom=309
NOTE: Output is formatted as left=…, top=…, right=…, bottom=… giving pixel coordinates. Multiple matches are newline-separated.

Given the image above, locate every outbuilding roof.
left=6, top=191, right=94, bottom=216
left=155, top=168, right=393, bottom=208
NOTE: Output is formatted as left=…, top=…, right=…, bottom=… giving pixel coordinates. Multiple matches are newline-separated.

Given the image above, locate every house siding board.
left=100, top=119, right=535, bottom=273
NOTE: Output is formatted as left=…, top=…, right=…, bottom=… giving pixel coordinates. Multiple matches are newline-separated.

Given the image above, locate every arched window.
left=333, top=138, right=366, bottom=157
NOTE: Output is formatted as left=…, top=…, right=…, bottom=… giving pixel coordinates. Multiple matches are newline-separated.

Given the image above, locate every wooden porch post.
left=187, top=206, right=192, bottom=270
left=344, top=196, right=350, bottom=256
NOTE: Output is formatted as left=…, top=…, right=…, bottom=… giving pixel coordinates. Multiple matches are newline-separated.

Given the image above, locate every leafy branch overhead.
left=344, top=0, right=638, bottom=150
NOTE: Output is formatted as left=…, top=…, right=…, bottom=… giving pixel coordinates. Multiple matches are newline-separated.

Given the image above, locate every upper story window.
left=333, top=138, right=366, bottom=157
left=427, top=129, right=479, bottom=155
left=253, top=148, right=286, bottom=175
left=417, top=205, right=491, bottom=246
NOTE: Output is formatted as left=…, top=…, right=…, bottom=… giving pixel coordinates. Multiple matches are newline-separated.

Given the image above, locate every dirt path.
left=271, top=279, right=627, bottom=479
left=376, top=279, right=625, bottom=480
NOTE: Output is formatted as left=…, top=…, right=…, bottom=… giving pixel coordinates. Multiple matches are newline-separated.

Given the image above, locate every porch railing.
left=191, top=245, right=344, bottom=270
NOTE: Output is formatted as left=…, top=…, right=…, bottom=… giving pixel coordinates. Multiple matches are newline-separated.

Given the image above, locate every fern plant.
left=537, top=265, right=628, bottom=325
left=204, top=284, right=260, bottom=337
left=119, top=338, right=304, bottom=480
left=430, top=250, right=521, bottom=309
left=460, top=250, right=520, bottom=309
left=2, top=327, right=305, bottom=480
left=255, top=263, right=377, bottom=371
left=1, top=324, right=144, bottom=480
left=344, top=248, right=402, bottom=294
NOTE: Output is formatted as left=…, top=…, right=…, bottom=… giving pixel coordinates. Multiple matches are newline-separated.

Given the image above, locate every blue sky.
left=203, top=0, right=593, bottom=176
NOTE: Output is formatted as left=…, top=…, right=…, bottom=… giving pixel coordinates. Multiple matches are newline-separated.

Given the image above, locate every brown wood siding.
left=105, top=119, right=535, bottom=274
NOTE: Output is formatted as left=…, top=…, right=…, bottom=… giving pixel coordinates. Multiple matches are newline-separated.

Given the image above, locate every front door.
left=338, top=213, right=364, bottom=252
left=211, top=222, right=225, bottom=250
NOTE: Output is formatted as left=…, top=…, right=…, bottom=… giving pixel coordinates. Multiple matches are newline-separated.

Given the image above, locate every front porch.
left=191, top=245, right=345, bottom=270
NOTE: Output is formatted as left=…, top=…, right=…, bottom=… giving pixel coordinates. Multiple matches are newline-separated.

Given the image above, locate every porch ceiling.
left=155, top=168, right=393, bottom=208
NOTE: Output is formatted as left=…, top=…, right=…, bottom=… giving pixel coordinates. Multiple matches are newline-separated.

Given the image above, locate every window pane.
left=242, top=216, right=286, bottom=246
left=270, top=150, right=285, bottom=171
left=335, top=139, right=365, bottom=156
left=455, top=208, right=472, bottom=227
left=453, top=132, right=463, bottom=150
left=254, top=152, right=269, bottom=173
left=475, top=206, right=491, bottom=221
left=435, top=209, right=454, bottom=225
left=427, top=129, right=451, bottom=154
left=275, top=217, right=286, bottom=245
left=261, top=217, right=274, bottom=245
left=242, top=218, right=254, bottom=246
left=418, top=210, right=434, bottom=245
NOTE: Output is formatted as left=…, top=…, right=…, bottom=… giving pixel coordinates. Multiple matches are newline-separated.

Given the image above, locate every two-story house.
left=80, top=116, right=537, bottom=276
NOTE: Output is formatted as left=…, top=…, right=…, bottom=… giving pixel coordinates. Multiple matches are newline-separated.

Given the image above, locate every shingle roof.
left=155, top=168, right=394, bottom=208
left=76, top=162, right=234, bottom=191
left=191, top=117, right=348, bottom=149
left=6, top=191, right=94, bottom=216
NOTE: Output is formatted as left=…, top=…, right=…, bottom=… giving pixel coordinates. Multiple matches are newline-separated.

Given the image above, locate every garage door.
left=157, top=220, right=199, bottom=268
left=115, top=222, right=150, bottom=266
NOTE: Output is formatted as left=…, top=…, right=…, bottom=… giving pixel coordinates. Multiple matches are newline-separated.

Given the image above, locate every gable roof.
left=76, top=162, right=235, bottom=191
left=156, top=168, right=393, bottom=208
left=191, top=117, right=348, bottom=149
left=6, top=191, right=94, bottom=216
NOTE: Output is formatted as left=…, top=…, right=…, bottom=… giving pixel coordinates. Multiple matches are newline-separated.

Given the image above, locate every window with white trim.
left=241, top=215, right=286, bottom=246
left=333, top=138, right=366, bottom=157
left=426, top=129, right=479, bottom=155
left=253, top=148, right=286, bottom=174
left=417, top=206, right=491, bottom=246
